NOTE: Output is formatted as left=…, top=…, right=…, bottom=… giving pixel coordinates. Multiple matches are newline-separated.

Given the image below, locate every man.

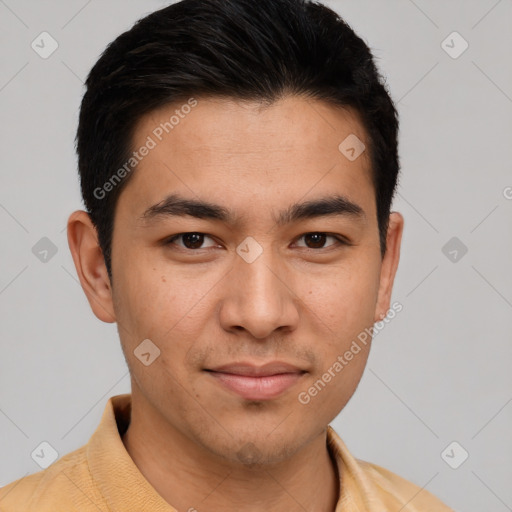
left=0, top=0, right=454, bottom=510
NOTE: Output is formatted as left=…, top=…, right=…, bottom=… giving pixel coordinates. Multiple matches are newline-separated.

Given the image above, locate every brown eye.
left=181, top=233, right=205, bottom=249
left=166, top=233, right=218, bottom=250
left=304, top=233, right=327, bottom=248
left=296, top=232, right=343, bottom=249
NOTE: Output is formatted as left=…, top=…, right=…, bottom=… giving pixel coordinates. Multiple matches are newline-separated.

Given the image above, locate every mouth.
left=204, top=362, right=307, bottom=401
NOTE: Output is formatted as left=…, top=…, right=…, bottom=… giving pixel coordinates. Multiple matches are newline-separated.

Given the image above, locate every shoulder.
left=0, top=445, right=107, bottom=511
left=357, top=458, right=454, bottom=511
left=326, top=426, right=454, bottom=511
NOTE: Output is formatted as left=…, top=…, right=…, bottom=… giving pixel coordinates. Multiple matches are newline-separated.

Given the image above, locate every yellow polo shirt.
left=0, top=394, right=453, bottom=511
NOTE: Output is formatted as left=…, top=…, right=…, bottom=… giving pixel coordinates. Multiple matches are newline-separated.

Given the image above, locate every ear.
left=67, top=210, right=116, bottom=323
left=374, top=212, right=404, bottom=322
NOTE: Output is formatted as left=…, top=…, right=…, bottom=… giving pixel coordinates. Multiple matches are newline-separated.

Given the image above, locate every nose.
left=218, top=249, right=300, bottom=339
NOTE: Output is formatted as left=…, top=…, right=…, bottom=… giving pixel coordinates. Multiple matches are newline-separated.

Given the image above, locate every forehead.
left=118, top=95, right=375, bottom=222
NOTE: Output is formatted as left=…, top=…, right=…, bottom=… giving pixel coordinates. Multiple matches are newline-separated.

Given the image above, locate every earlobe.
left=374, top=212, right=404, bottom=323
left=67, top=210, right=116, bottom=323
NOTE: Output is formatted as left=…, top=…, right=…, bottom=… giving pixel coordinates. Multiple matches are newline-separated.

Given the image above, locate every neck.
left=122, top=392, right=339, bottom=512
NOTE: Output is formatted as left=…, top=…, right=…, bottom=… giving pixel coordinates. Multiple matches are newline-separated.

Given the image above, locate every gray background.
left=1, top=1, right=511, bottom=510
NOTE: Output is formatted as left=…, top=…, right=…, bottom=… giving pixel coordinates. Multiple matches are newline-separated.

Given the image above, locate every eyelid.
left=165, top=233, right=220, bottom=249
left=292, top=233, right=351, bottom=249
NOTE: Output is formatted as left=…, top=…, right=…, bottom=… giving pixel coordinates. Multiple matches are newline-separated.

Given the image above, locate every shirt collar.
left=87, top=394, right=385, bottom=512
left=87, top=394, right=173, bottom=511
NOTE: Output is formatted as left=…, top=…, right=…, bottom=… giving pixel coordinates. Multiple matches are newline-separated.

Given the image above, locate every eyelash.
left=164, top=232, right=350, bottom=251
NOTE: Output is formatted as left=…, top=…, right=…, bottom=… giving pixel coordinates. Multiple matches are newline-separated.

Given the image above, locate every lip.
left=205, top=361, right=306, bottom=400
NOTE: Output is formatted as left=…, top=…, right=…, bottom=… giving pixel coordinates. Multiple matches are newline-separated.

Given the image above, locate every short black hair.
left=76, top=0, right=400, bottom=281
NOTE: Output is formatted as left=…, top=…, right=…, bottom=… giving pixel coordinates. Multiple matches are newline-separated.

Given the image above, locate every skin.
left=67, top=95, right=403, bottom=512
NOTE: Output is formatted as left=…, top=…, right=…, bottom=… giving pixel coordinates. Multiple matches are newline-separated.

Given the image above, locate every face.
left=74, top=95, right=402, bottom=465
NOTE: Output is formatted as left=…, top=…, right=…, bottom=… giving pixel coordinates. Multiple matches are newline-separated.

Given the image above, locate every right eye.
left=165, top=232, right=220, bottom=250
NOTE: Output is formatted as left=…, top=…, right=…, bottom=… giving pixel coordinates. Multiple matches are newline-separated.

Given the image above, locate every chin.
left=199, top=421, right=311, bottom=467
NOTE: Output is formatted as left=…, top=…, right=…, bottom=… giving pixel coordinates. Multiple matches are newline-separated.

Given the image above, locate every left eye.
left=166, top=233, right=218, bottom=250
left=295, top=233, right=344, bottom=249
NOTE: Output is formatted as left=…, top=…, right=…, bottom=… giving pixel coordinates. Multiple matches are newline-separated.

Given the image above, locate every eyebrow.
left=140, top=193, right=366, bottom=226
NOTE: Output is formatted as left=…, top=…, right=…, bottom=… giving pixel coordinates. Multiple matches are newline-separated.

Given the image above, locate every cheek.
left=295, top=259, right=379, bottom=413
left=113, top=251, right=179, bottom=329
left=112, top=252, right=221, bottom=368
left=112, top=261, right=203, bottom=401
left=302, top=259, right=381, bottom=333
